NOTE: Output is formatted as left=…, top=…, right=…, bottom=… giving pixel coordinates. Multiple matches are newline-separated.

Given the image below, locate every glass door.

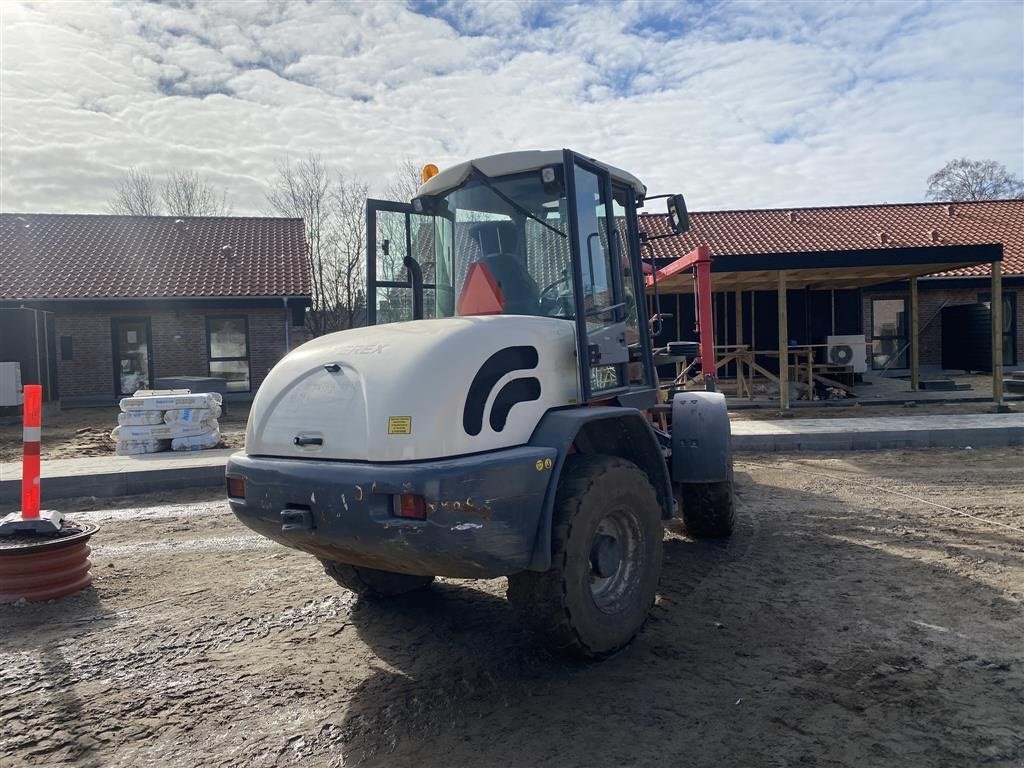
left=870, top=298, right=908, bottom=369
left=565, top=151, right=629, bottom=400
left=112, top=318, right=153, bottom=396
left=365, top=199, right=435, bottom=325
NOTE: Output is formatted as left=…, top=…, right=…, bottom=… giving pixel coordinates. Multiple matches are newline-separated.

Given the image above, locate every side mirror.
left=667, top=194, right=689, bottom=234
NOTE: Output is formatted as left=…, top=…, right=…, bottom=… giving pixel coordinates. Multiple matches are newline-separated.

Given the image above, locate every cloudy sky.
left=2, top=0, right=1021, bottom=216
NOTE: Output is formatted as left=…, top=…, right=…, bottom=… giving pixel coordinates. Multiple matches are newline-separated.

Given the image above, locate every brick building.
left=0, top=214, right=311, bottom=406
left=643, top=199, right=1023, bottom=374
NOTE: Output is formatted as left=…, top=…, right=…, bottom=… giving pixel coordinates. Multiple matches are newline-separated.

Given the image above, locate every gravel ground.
left=1, top=448, right=1022, bottom=768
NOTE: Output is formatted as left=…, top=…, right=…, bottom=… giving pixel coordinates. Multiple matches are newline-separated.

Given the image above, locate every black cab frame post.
left=619, top=184, right=657, bottom=399
left=563, top=149, right=641, bottom=403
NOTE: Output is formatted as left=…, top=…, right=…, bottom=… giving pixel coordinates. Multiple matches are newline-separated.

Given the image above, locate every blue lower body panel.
left=226, top=446, right=557, bottom=579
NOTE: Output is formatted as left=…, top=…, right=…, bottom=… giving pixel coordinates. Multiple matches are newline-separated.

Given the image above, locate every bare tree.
left=264, top=155, right=435, bottom=336
left=333, top=174, right=370, bottom=331
left=926, top=158, right=1024, bottom=201
left=265, top=153, right=340, bottom=337
left=107, top=166, right=161, bottom=216
left=383, top=157, right=426, bottom=202
left=161, top=170, right=233, bottom=216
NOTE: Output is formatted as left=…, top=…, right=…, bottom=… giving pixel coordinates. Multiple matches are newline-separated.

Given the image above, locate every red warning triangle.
left=457, top=261, right=507, bottom=316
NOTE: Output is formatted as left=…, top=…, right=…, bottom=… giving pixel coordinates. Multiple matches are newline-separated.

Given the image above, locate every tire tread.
left=508, top=455, right=662, bottom=658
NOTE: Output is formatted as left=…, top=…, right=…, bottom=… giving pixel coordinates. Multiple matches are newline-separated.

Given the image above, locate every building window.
left=978, top=291, right=1017, bottom=367
left=871, top=298, right=908, bottom=369
left=207, top=316, right=251, bottom=392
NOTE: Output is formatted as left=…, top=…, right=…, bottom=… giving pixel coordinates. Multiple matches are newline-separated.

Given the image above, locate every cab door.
left=365, top=199, right=436, bottom=325
left=564, top=152, right=630, bottom=401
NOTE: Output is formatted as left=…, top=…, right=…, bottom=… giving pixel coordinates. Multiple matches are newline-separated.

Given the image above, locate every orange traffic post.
left=0, top=384, right=63, bottom=536
left=1, top=384, right=97, bottom=604
left=21, top=384, right=42, bottom=520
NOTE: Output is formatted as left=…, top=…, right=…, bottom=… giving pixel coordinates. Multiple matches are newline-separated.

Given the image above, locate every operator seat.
left=464, top=221, right=539, bottom=316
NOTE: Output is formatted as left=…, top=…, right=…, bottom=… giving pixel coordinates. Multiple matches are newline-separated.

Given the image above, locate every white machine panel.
left=826, top=335, right=867, bottom=373
left=246, top=315, right=579, bottom=462
left=0, top=362, right=23, bottom=407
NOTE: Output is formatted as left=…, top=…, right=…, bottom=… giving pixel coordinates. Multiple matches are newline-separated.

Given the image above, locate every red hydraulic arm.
left=646, top=245, right=715, bottom=378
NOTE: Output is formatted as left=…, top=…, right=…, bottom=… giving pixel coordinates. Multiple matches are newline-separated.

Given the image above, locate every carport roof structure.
left=639, top=198, right=1021, bottom=409
left=641, top=198, right=1021, bottom=293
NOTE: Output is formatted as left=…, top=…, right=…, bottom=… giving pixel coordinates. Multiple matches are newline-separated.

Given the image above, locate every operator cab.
left=366, top=149, right=687, bottom=405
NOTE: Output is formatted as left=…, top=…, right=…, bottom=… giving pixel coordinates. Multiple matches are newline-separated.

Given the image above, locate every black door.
left=365, top=199, right=437, bottom=325
left=112, top=318, right=153, bottom=396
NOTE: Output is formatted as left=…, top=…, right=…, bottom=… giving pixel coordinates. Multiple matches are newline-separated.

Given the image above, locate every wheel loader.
left=227, top=149, right=734, bottom=658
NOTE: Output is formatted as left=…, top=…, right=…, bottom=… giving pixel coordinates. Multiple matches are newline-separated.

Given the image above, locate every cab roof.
left=416, top=149, right=648, bottom=202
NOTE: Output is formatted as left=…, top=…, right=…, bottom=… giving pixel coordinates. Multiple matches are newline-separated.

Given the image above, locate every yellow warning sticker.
left=544, top=458, right=553, bottom=469
left=535, top=459, right=544, bottom=471
left=387, top=416, right=412, bottom=435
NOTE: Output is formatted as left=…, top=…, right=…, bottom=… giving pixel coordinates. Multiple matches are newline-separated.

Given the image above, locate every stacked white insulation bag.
left=112, top=392, right=223, bottom=454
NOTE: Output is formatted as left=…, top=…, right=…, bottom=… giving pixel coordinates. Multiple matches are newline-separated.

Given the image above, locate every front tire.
left=677, top=470, right=735, bottom=538
left=507, top=455, right=663, bottom=659
left=321, top=560, right=434, bottom=597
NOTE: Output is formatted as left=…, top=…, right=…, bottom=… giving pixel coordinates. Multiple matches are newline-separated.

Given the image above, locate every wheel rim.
left=588, top=507, right=644, bottom=614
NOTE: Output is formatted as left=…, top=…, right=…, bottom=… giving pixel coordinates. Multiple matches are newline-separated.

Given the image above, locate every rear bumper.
left=226, top=446, right=557, bottom=579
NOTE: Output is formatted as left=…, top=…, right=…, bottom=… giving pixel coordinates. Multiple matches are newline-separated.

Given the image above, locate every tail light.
left=227, top=476, right=246, bottom=499
left=394, top=493, right=427, bottom=520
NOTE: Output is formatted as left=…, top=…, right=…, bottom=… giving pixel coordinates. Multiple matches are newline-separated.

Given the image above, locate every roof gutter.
left=0, top=294, right=312, bottom=303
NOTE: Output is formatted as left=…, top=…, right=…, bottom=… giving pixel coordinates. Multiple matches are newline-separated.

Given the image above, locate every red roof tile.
left=0, top=214, right=311, bottom=300
left=639, top=199, right=1024, bottom=278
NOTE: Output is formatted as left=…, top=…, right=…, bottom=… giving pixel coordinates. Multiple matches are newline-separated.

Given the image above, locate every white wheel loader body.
left=227, top=148, right=735, bottom=657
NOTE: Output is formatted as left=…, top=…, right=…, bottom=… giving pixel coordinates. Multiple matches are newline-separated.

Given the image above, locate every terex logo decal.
left=337, top=343, right=388, bottom=355
left=463, top=346, right=542, bottom=436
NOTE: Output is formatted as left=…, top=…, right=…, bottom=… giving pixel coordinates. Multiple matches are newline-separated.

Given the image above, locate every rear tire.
left=507, top=455, right=663, bottom=659
left=678, top=470, right=735, bottom=538
left=321, top=561, right=434, bottom=597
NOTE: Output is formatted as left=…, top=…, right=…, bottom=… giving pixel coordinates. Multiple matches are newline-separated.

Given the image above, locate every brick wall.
left=54, top=313, right=114, bottom=399
left=55, top=306, right=294, bottom=402
left=862, top=282, right=1022, bottom=368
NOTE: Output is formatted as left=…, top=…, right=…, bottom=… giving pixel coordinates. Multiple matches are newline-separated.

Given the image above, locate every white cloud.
left=0, top=0, right=1020, bottom=216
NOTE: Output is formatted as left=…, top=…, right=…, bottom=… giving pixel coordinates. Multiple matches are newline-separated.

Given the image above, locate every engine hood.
left=246, top=316, right=579, bottom=462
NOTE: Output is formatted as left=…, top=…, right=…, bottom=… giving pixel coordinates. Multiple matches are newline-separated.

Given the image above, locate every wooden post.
left=909, top=276, right=920, bottom=391
left=750, top=292, right=756, bottom=399
left=806, top=347, right=813, bottom=399
left=778, top=272, right=789, bottom=410
left=735, top=288, right=744, bottom=397
left=992, top=261, right=1004, bottom=406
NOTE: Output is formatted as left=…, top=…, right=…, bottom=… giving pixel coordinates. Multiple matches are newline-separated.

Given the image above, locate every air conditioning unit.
left=826, top=335, right=868, bottom=373
left=0, top=362, right=23, bottom=407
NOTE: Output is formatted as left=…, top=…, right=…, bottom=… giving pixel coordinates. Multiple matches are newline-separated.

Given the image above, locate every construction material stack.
left=112, top=390, right=223, bottom=454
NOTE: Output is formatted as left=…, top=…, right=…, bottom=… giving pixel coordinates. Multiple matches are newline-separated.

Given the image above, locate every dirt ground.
left=2, top=448, right=1022, bottom=768
left=0, top=405, right=249, bottom=463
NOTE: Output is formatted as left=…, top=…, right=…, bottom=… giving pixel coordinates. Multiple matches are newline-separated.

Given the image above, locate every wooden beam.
left=992, top=261, right=1004, bottom=406
left=909, top=276, right=920, bottom=391
left=778, top=271, right=789, bottom=410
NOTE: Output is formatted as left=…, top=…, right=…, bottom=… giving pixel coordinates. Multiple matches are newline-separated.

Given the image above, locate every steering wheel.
left=539, top=274, right=572, bottom=317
